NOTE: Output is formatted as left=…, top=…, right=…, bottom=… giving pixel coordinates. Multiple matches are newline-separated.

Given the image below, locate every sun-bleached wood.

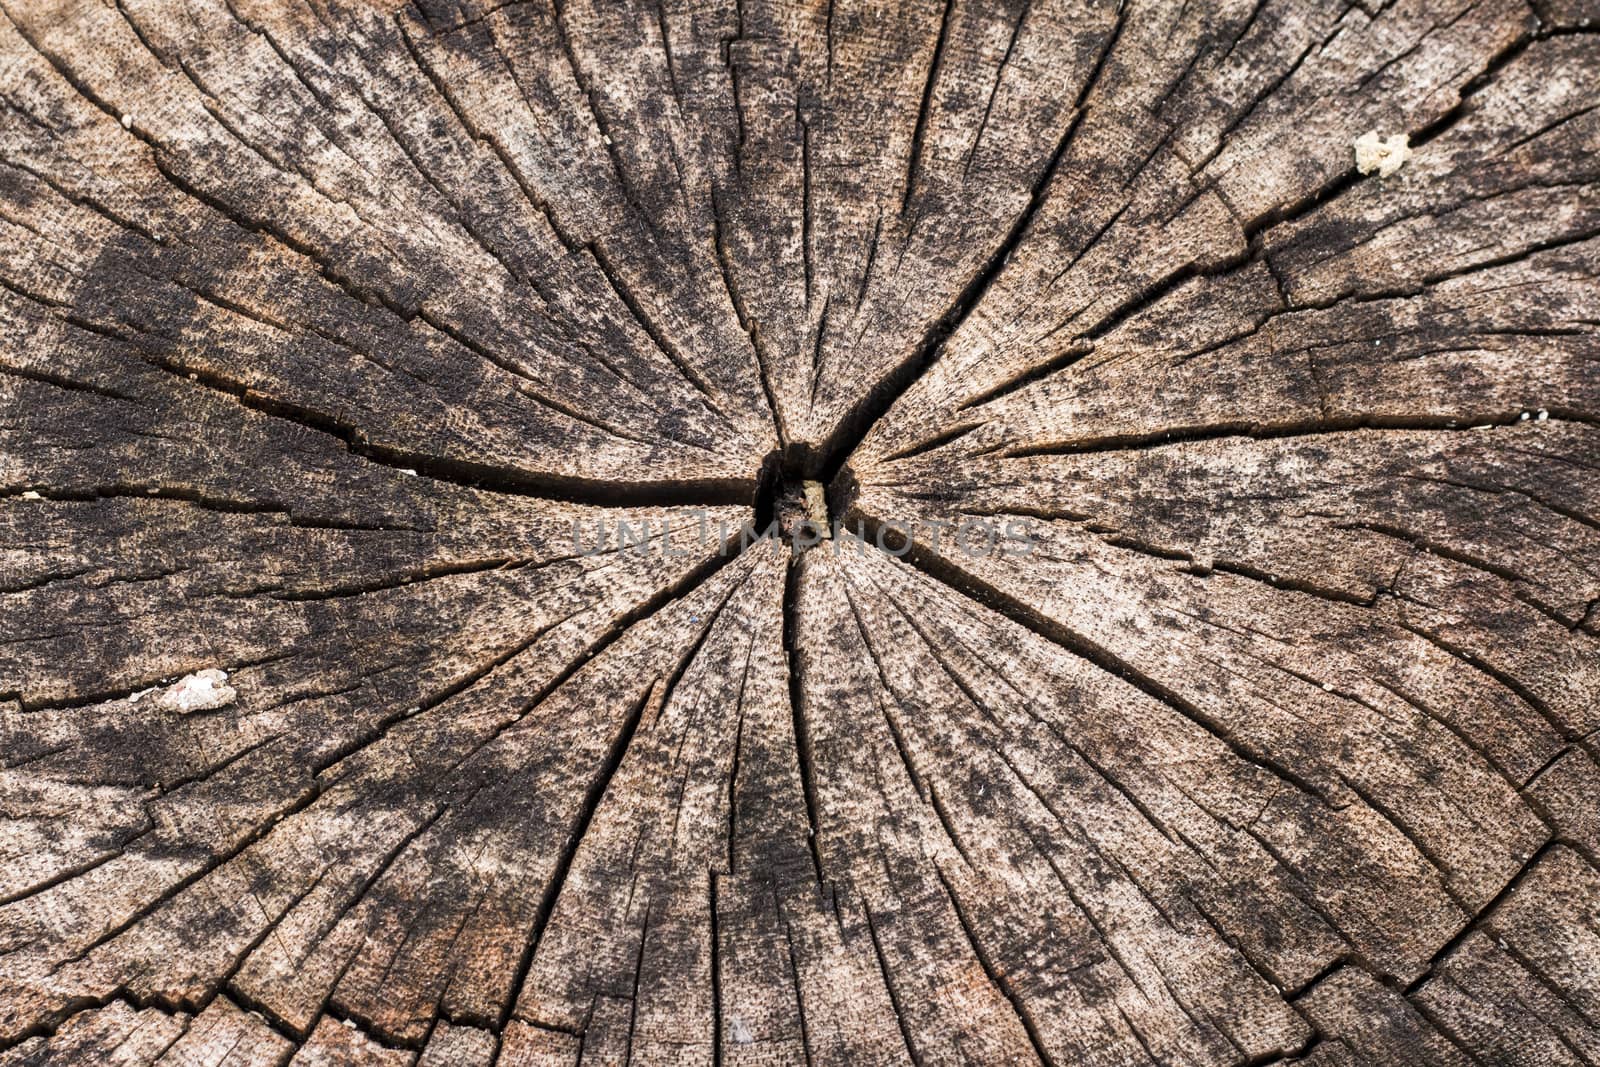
left=2, top=0, right=1598, bottom=1063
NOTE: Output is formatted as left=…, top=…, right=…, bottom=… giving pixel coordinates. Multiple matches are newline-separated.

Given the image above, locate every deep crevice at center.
left=754, top=447, right=832, bottom=540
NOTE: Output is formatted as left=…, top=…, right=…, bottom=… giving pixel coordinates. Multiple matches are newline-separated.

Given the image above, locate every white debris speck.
left=803, top=480, right=830, bottom=535
left=1537, top=409, right=1549, bottom=421
left=151, top=668, right=237, bottom=713
left=342, top=1019, right=357, bottom=1030
left=1321, top=682, right=1335, bottom=692
left=20, top=490, right=41, bottom=500
left=120, top=113, right=133, bottom=129
left=728, top=1015, right=753, bottom=1045
left=602, top=134, right=613, bottom=145
left=399, top=468, right=417, bottom=477
left=1353, top=131, right=1411, bottom=178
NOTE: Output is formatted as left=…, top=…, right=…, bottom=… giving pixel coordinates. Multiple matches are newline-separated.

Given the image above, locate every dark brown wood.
left=1, top=0, right=1598, bottom=1063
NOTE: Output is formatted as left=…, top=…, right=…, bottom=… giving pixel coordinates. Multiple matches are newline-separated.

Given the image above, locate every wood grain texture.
left=1, top=0, right=1597, bottom=1063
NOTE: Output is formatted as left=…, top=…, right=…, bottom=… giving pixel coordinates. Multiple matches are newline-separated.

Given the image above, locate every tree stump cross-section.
left=1, top=0, right=1599, bottom=1063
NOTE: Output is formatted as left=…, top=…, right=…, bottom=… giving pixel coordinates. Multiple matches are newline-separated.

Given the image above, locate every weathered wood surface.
left=1, top=0, right=1598, bottom=1062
